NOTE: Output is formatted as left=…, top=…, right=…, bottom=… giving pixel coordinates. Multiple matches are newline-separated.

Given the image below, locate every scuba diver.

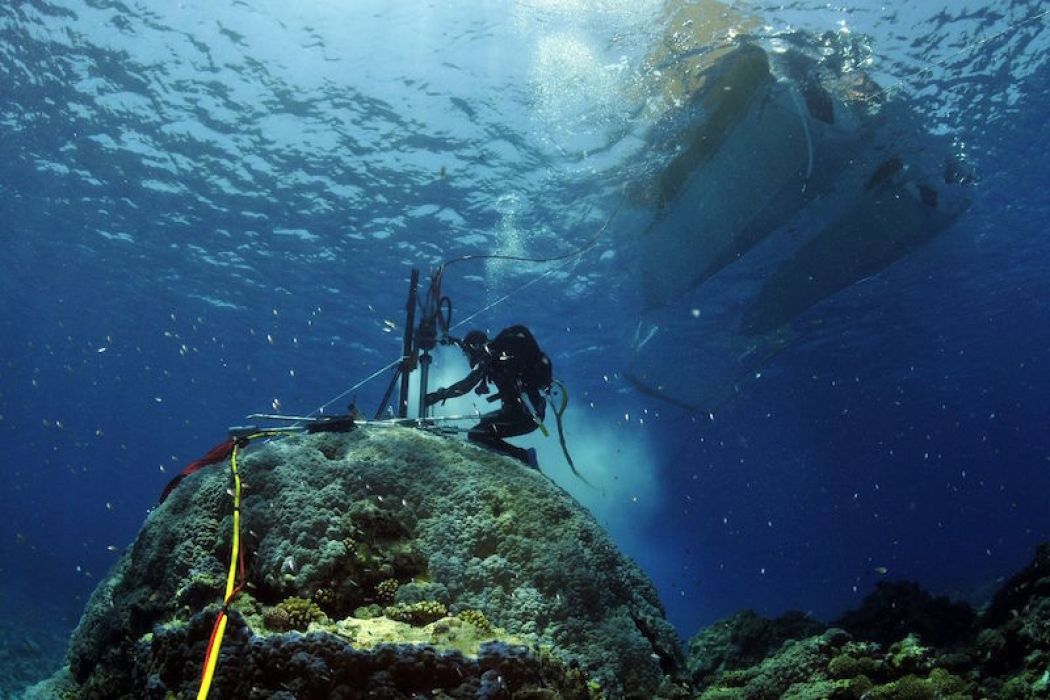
left=425, top=326, right=551, bottom=468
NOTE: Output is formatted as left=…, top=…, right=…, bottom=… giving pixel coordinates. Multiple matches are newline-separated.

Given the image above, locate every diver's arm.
left=526, top=387, right=547, bottom=419
left=427, top=364, right=486, bottom=404
left=444, top=364, right=486, bottom=397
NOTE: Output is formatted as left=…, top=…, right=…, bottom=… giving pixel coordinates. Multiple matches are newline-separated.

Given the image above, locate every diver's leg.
left=468, top=404, right=534, bottom=463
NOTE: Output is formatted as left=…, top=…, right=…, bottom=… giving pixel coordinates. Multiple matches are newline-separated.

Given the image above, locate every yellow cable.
left=196, top=428, right=306, bottom=698
left=196, top=615, right=228, bottom=700
left=224, top=444, right=242, bottom=600
left=197, top=438, right=250, bottom=700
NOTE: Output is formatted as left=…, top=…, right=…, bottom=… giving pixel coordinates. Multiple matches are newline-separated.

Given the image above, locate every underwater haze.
left=2, top=0, right=1049, bottom=692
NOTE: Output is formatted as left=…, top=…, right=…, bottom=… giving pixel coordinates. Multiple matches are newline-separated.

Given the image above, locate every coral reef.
left=685, top=542, right=1050, bottom=699
left=0, top=616, right=70, bottom=699
left=834, top=580, right=977, bottom=648
left=686, top=609, right=825, bottom=685
left=32, top=422, right=1050, bottom=699
left=688, top=624, right=976, bottom=699
left=41, top=427, right=681, bottom=698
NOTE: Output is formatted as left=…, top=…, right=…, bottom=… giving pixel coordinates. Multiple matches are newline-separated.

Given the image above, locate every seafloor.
left=7, top=428, right=1050, bottom=698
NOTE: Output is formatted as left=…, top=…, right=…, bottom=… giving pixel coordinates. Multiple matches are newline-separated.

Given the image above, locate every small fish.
left=272, top=398, right=282, bottom=412
left=281, top=556, right=296, bottom=574
left=873, top=566, right=888, bottom=575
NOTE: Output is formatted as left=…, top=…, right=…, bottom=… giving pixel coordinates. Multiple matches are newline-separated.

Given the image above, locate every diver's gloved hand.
left=424, top=389, right=447, bottom=407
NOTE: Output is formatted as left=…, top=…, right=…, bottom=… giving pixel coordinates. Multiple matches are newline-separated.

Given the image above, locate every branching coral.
left=313, top=587, right=335, bottom=609
left=263, top=597, right=326, bottom=632
left=384, top=601, right=448, bottom=626
left=456, top=609, right=494, bottom=633
left=375, top=578, right=400, bottom=604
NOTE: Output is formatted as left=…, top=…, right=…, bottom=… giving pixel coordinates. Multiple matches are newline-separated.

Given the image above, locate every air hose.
left=196, top=437, right=251, bottom=700
left=196, top=428, right=300, bottom=699
left=549, top=380, right=591, bottom=487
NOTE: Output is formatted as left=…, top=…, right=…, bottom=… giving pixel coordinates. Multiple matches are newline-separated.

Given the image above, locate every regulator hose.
left=550, top=380, right=591, bottom=487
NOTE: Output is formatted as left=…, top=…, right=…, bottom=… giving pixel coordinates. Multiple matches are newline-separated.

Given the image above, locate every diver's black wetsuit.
left=425, top=346, right=546, bottom=464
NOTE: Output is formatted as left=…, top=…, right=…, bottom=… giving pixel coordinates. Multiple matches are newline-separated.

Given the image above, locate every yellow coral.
left=375, top=578, right=400, bottom=604
left=264, top=597, right=326, bottom=631
left=455, top=609, right=493, bottom=633
left=313, top=587, right=335, bottom=608
left=384, top=600, right=447, bottom=625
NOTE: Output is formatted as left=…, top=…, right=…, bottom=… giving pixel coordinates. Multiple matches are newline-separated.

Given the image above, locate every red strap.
left=158, top=438, right=236, bottom=504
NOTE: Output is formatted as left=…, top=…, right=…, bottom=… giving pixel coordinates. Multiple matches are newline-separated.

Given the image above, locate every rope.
left=440, top=190, right=628, bottom=270
left=910, top=7, right=1050, bottom=83
left=450, top=195, right=624, bottom=330
left=311, top=193, right=626, bottom=415
left=788, top=87, right=814, bottom=183
left=312, top=356, right=402, bottom=417
left=451, top=256, right=579, bottom=333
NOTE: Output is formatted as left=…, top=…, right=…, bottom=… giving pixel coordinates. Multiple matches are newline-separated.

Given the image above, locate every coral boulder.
left=39, top=427, right=681, bottom=699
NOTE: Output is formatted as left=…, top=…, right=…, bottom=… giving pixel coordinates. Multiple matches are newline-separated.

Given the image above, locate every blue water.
left=2, top=0, right=1049, bottom=687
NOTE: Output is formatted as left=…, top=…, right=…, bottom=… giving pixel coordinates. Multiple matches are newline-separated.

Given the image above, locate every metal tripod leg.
left=374, top=363, right=404, bottom=419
